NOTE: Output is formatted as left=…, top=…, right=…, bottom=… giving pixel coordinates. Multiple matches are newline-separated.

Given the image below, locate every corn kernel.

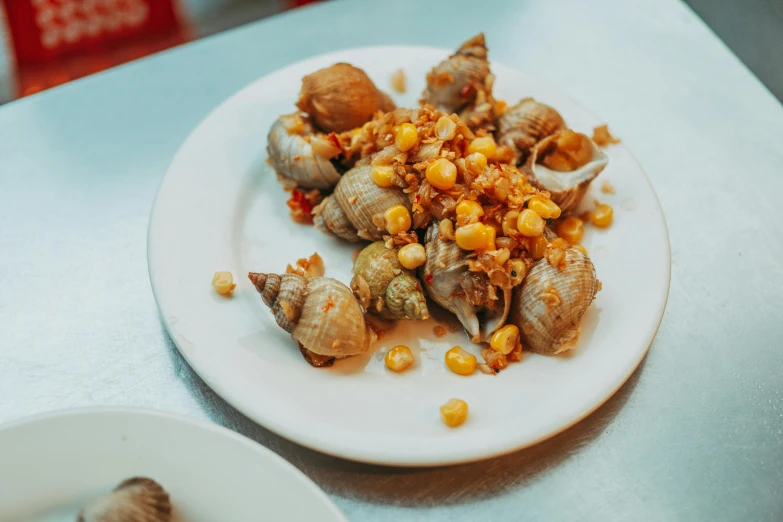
left=385, top=345, right=414, bottom=372
left=527, top=196, right=562, bottom=220
left=370, top=165, right=395, bottom=188
left=212, top=271, right=236, bottom=296
left=398, top=243, right=427, bottom=269
left=455, top=200, right=484, bottom=226
left=557, top=217, right=584, bottom=244
left=395, top=123, right=418, bottom=151
left=575, top=245, right=589, bottom=256
left=455, top=223, right=488, bottom=251
left=425, top=158, right=457, bottom=190
left=384, top=205, right=412, bottom=235
left=440, top=398, right=469, bottom=427
left=502, top=211, right=519, bottom=236
left=508, top=258, right=527, bottom=286
left=465, top=152, right=488, bottom=174
left=494, top=99, right=507, bottom=116
left=435, top=116, right=457, bottom=141
left=467, top=136, right=497, bottom=160
left=484, top=224, right=496, bottom=250
left=517, top=209, right=545, bottom=237
left=445, top=346, right=476, bottom=375
left=590, top=203, right=614, bottom=228
left=490, top=324, right=520, bottom=355
left=527, top=235, right=548, bottom=259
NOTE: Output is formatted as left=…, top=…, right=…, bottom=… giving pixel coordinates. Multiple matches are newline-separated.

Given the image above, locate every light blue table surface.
left=1, top=0, right=782, bottom=520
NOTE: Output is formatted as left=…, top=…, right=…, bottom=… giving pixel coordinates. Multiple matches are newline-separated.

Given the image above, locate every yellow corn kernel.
left=455, top=200, right=484, bottom=226
left=590, top=203, right=614, bottom=228
left=384, top=205, right=412, bottom=235
left=370, top=165, right=395, bottom=188
left=494, top=99, right=507, bottom=116
left=397, top=243, right=427, bottom=269
left=490, top=324, right=520, bottom=355
left=527, top=196, right=562, bottom=220
left=495, top=247, right=511, bottom=267
left=465, top=152, right=488, bottom=174
left=517, top=209, right=545, bottom=237
left=502, top=211, right=519, bottom=236
left=455, top=223, right=488, bottom=251
left=425, top=158, right=457, bottom=190
left=395, top=122, right=418, bottom=151
left=467, top=136, right=497, bottom=160
left=508, top=258, right=527, bottom=285
left=445, top=346, right=476, bottom=375
left=435, top=116, right=457, bottom=141
left=212, top=271, right=236, bottom=296
left=440, top=398, right=469, bottom=427
left=484, top=224, right=496, bottom=250
left=527, top=235, right=548, bottom=259
left=385, top=345, right=414, bottom=372
left=557, top=217, right=585, bottom=244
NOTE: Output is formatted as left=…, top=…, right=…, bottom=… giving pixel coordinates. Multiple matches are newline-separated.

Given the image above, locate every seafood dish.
left=239, top=33, right=619, bottom=378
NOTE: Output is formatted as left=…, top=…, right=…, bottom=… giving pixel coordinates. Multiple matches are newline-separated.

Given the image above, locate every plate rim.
left=147, top=44, right=672, bottom=467
left=0, top=406, right=348, bottom=521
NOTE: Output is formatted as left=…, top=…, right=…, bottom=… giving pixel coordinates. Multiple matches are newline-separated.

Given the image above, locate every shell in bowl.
left=509, top=247, right=600, bottom=355
left=249, top=272, right=377, bottom=359
left=524, top=130, right=608, bottom=215
left=267, top=113, right=343, bottom=190
left=313, top=164, right=410, bottom=242
left=419, top=222, right=510, bottom=343
left=77, top=477, right=172, bottom=522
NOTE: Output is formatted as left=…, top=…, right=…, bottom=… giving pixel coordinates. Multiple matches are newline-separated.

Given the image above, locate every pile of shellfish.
left=256, top=34, right=609, bottom=369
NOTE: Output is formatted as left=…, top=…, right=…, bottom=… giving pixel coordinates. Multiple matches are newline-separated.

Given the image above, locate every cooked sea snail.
left=267, top=113, right=343, bottom=189
left=419, top=222, right=510, bottom=343
left=509, top=247, right=599, bottom=355
left=313, top=164, right=411, bottom=241
left=296, top=63, right=395, bottom=133
left=77, top=477, right=172, bottom=522
left=524, top=129, right=608, bottom=215
left=496, top=98, right=566, bottom=164
left=351, top=241, right=429, bottom=320
left=423, top=33, right=493, bottom=127
left=249, top=272, right=377, bottom=361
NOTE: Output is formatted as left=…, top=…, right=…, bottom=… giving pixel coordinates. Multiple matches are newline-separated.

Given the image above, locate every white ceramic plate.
left=0, top=408, right=346, bottom=522
left=148, top=46, right=670, bottom=466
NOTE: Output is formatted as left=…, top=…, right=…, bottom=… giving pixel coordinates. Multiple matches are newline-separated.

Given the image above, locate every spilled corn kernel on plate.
left=148, top=45, right=670, bottom=466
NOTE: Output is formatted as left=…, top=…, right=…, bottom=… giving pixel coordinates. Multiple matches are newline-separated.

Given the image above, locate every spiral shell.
left=509, top=248, right=599, bottom=355
left=296, top=63, right=395, bottom=133
left=77, top=477, right=172, bottom=522
left=496, top=98, right=566, bottom=164
left=267, top=113, right=342, bottom=190
left=249, top=272, right=376, bottom=358
left=313, top=165, right=410, bottom=242
left=524, top=130, right=608, bottom=215
left=423, top=33, right=491, bottom=114
left=419, top=223, right=510, bottom=343
left=351, top=241, right=429, bottom=320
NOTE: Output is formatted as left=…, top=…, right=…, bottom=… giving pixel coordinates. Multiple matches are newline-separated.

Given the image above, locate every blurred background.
left=0, top=0, right=780, bottom=104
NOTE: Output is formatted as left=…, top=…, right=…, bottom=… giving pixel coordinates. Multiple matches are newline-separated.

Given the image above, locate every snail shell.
left=351, top=241, right=429, bottom=320
left=296, top=63, right=395, bottom=133
left=267, top=113, right=342, bottom=190
left=496, top=98, right=566, bottom=164
left=77, top=477, right=172, bottom=522
left=249, top=272, right=376, bottom=357
left=419, top=222, right=510, bottom=343
left=423, top=33, right=491, bottom=114
left=509, top=248, right=599, bottom=355
left=524, top=130, right=608, bottom=215
left=313, top=165, right=410, bottom=242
